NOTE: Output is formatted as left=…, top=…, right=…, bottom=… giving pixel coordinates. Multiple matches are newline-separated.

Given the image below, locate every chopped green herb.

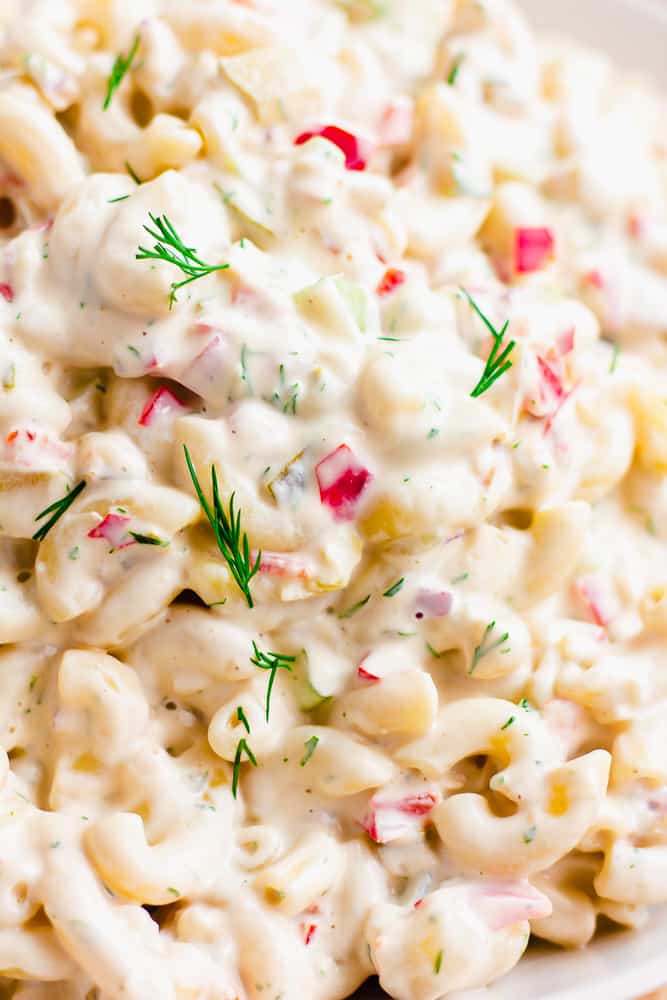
left=338, top=594, right=371, bottom=619
left=236, top=705, right=251, bottom=734
left=426, top=642, right=444, bottom=658
left=250, top=641, right=296, bottom=721
left=95, top=382, right=107, bottom=393
left=125, top=161, right=142, bottom=185
left=68, top=546, right=80, bottom=561
left=469, top=620, right=510, bottom=674
left=447, top=53, right=465, bottom=85
left=184, top=445, right=261, bottom=608
left=2, top=363, right=15, bottom=390
left=523, top=825, right=537, bottom=844
left=232, top=737, right=258, bottom=798
left=501, top=715, right=515, bottom=730
left=300, top=735, right=319, bottom=767
left=434, top=950, right=443, bottom=975
left=167, top=887, right=180, bottom=897
left=240, top=344, right=253, bottom=394
left=33, top=481, right=86, bottom=542
left=461, top=288, right=515, bottom=398
left=609, top=341, right=620, bottom=374
left=103, top=33, right=140, bottom=109
left=427, top=427, right=440, bottom=439
left=127, top=344, right=140, bottom=357
left=108, top=194, right=130, bottom=203
left=137, top=213, right=229, bottom=308
left=29, top=675, right=37, bottom=691
left=451, top=572, right=469, bottom=585
left=383, top=578, right=405, bottom=598
left=128, top=531, right=167, bottom=546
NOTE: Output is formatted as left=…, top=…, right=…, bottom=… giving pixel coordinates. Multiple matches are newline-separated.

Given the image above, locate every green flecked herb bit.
left=103, top=33, right=140, bottom=110
left=338, top=594, right=371, bottom=619
left=523, top=824, right=537, bottom=844
left=460, top=288, right=515, bottom=398
left=33, top=481, right=86, bottom=542
left=137, top=213, right=229, bottom=308
left=108, top=194, right=130, bottom=204
left=125, top=161, right=142, bottom=185
left=300, top=735, right=319, bottom=766
left=426, top=642, right=445, bottom=658
left=609, top=341, right=620, bottom=374
left=183, top=445, right=261, bottom=608
left=250, top=641, right=296, bottom=722
left=383, top=578, right=405, bottom=598
left=232, top=737, right=257, bottom=799
left=447, top=53, right=465, bottom=85
left=434, top=949, right=443, bottom=974
left=501, top=715, right=515, bottom=730
left=128, top=531, right=167, bottom=546
left=469, top=620, right=510, bottom=674
left=236, top=705, right=251, bottom=734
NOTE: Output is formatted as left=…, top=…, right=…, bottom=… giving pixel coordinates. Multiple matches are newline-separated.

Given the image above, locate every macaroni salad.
left=0, top=0, right=667, bottom=998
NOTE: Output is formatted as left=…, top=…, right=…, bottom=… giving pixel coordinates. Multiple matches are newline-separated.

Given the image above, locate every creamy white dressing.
left=0, top=1, right=666, bottom=999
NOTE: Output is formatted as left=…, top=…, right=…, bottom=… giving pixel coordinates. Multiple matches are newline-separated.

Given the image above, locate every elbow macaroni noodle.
left=0, top=0, right=666, bottom=997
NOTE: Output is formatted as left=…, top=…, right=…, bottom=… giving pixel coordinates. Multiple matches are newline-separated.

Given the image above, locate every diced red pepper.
left=627, top=214, right=644, bottom=240
left=302, top=923, right=317, bottom=946
left=523, top=350, right=568, bottom=422
left=583, top=269, right=604, bottom=289
left=294, top=126, right=370, bottom=171
left=515, top=227, right=555, bottom=274
left=572, top=576, right=615, bottom=628
left=138, top=386, right=186, bottom=427
left=396, top=794, right=438, bottom=816
left=315, top=444, right=372, bottom=521
left=0, top=283, right=14, bottom=303
left=87, top=512, right=133, bottom=550
left=256, top=551, right=310, bottom=580
left=555, top=326, right=575, bottom=356
left=357, top=663, right=381, bottom=682
left=377, top=97, right=414, bottom=147
left=476, top=880, right=552, bottom=930
left=376, top=269, right=406, bottom=297
left=362, top=792, right=438, bottom=844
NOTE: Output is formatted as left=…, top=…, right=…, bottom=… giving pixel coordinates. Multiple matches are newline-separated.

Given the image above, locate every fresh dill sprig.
left=236, top=705, right=251, bottom=734
left=183, top=445, right=261, bottom=608
left=32, top=481, right=86, bottom=542
left=232, top=737, right=257, bottom=798
left=469, top=620, right=510, bottom=674
left=383, top=578, right=405, bottom=598
left=125, top=161, right=142, bottom=185
left=103, top=34, right=140, bottom=110
left=250, top=641, right=296, bottom=721
left=461, top=288, right=516, bottom=398
left=338, top=594, right=371, bottom=619
left=137, top=214, right=229, bottom=308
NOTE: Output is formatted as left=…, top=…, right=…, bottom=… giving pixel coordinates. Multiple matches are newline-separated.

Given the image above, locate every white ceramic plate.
left=352, top=1, right=667, bottom=998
